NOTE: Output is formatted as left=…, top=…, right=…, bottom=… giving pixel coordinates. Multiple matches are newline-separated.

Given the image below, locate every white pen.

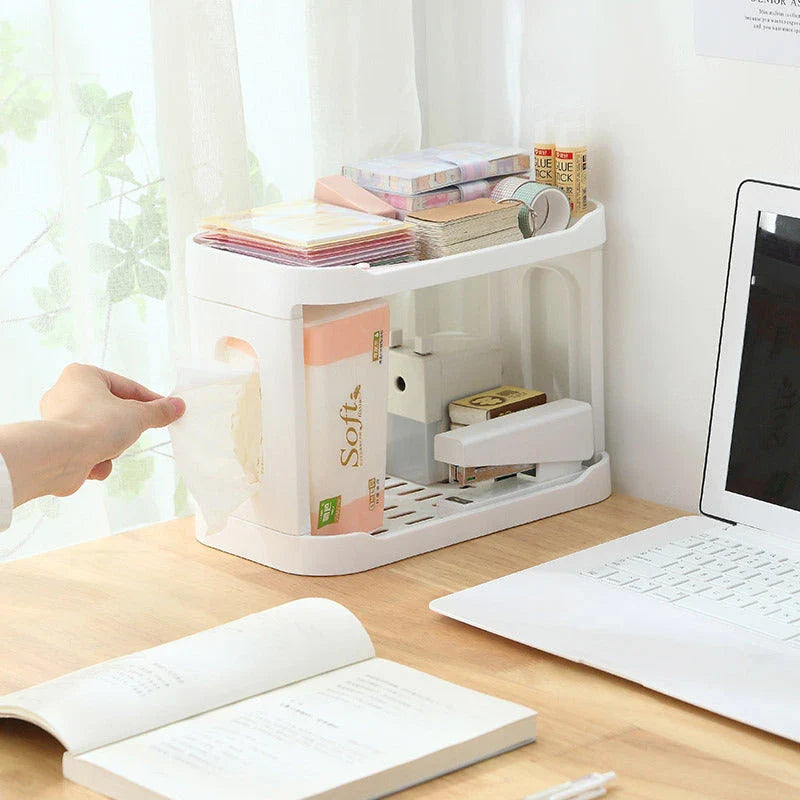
left=524, top=771, right=616, bottom=800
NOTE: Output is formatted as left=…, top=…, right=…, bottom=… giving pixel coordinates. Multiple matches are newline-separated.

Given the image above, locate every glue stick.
left=555, top=114, right=588, bottom=218
left=533, top=119, right=556, bottom=187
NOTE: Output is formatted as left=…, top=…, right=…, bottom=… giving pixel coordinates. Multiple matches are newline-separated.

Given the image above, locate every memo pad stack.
left=343, top=143, right=530, bottom=196
left=195, top=201, right=416, bottom=268
left=367, top=177, right=511, bottom=217
left=407, top=198, right=524, bottom=259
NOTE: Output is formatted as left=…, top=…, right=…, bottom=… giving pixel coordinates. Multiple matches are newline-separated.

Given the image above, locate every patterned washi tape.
left=490, top=177, right=571, bottom=237
left=491, top=177, right=534, bottom=237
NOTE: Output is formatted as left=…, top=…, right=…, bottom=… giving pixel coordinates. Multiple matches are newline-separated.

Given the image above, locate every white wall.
left=523, top=0, right=800, bottom=511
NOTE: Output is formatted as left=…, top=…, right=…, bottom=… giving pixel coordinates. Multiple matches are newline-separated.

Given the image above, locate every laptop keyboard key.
left=712, top=576, right=744, bottom=590
left=666, top=562, right=700, bottom=577
left=701, top=587, right=734, bottom=602
left=652, top=544, right=692, bottom=560
left=736, top=583, right=769, bottom=597
left=678, top=579, right=715, bottom=594
left=728, top=566, right=759, bottom=580
left=627, top=579, right=663, bottom=593
left=748, top=574, right=783, bottom=589
left=631, top=550, right=679, bottom=568
left=705, top=558, right=737, bottom=573
left=741, top=556, right=770, bottom=569
left=603, top=571, right=638, bottom=586
left=766, top=562, right=793, bottom=576
left=659, top=573, right=690, bottom=587
left=690, top=569, right=719, bottom=583
left=748, top=602, right=781, bottom=617
left=722, top=594, right=756, bottom=609
left=773, top=609, right=800, bottom=624
left=696, top=542, right=727, bottom=555
left=673, top=535, right=711, bottom=548
left=685, top=553, right=715, bottom=567
left=780, top=570, right=800, bottom=589
left=582, top=566, right=617, bottom=579
left=649, top=586, right=688, bottom=602
left=611, top=558, right=665, bottom=579
left=759, top=590, right=792, bottom=605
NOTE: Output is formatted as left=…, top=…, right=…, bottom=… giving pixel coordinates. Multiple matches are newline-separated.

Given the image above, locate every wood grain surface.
left=0, top=494, right=798, bottom=799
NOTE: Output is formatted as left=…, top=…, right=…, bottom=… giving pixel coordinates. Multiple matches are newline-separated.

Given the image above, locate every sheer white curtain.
left=410, top=0, right=524, bottom=340
left=0, top=0, right=523, bottom=560
left=232, top=0, right=423, bottom=199
left=1, top=0, right=173, bottom=559
left=413, top=0, right=523, bottom=146
left=149, top=0, right=252, bottom=362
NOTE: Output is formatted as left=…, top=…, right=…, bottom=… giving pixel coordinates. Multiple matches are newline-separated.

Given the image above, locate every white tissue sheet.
left=169, top=364, right=263, bottom=533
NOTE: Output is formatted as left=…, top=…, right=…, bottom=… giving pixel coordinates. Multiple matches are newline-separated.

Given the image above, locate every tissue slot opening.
left=218, top=336, right=258, bottom=367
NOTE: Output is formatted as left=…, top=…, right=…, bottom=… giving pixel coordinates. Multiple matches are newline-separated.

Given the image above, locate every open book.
left=0, top=598, right=536, bottom=800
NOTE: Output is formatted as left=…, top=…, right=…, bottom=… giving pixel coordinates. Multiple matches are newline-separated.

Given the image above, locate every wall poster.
left=695, top=0, right=800, bottom=67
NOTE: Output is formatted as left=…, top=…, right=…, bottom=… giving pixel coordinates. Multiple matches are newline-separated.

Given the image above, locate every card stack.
left=196, top=201, right=416, bottom=268
left=448, top=385, right=547, bottom=427
left=406, top=198, right=524, bottom=259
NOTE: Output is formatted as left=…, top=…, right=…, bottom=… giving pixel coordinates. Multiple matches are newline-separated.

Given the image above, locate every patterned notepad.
left=343, top=144, right=530, bottom=196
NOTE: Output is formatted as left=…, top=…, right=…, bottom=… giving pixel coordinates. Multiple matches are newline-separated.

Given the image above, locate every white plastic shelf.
left=187, top=200, right=610, bottom=575
left=186, top=203, right=606, bottom=319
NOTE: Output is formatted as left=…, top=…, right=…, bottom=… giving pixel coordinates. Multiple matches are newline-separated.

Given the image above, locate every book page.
left=64, top=658, right=536, bottom=800
left=0, top=598, right=374, bottom=754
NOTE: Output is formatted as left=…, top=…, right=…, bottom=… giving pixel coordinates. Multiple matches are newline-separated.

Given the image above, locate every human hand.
left=38, top=363, right=185, bottom=494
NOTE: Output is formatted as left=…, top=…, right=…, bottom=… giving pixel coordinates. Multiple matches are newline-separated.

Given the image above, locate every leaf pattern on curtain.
left=0, top=12, right=271, bottom=558
left=0, top=16, right=184, bottom=556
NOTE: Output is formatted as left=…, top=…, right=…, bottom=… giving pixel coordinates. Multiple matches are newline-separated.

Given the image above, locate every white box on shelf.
left=185, top=202, right=610, bottom=575
left=387, top=331, right=502, bottom=485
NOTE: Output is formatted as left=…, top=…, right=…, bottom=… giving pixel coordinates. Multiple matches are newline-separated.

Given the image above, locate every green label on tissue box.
left=318, top=495, right=341, bottom=528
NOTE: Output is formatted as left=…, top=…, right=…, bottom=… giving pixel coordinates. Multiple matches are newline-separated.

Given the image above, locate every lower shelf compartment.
left=196, top=452, right=612, bottom=576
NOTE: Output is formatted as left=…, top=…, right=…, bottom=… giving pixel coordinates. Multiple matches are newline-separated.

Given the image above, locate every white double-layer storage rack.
left=185, top=202, right=611, bottom=575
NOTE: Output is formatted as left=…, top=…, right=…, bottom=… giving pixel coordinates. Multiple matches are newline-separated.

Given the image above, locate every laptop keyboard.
left=582, top=529, right=800, bottom=645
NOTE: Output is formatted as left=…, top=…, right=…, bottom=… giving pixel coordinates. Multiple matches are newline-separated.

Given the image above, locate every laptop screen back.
left=726, top=212, right=800, bottom=510
left=702, top=181, right=800, bottom=536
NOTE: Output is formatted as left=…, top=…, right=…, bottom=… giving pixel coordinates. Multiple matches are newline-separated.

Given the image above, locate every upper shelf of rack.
left=186, top=201, right=606, bottom=319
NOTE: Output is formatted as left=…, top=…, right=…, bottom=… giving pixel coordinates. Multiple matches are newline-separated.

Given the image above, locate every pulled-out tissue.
left=169, top=364, right=263, bottom=533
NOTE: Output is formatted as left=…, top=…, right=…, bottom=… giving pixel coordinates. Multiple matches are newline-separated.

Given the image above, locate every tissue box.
left=304, top=300, right=390, bottom=535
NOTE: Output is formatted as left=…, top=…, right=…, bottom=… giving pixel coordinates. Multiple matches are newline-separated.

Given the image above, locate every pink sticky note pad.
left=315, top=175, right=398, bottom=219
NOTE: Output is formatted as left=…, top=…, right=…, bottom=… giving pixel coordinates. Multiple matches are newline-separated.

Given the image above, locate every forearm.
left=0, top=421, right=92, bottom=507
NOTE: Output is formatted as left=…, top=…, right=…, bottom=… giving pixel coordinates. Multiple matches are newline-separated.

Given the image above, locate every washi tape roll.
left=490, top=177, right=571, bottom=237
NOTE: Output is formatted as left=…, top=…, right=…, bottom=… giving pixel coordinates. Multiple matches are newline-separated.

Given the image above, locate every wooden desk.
left=0, top=494, right=798, bottom=799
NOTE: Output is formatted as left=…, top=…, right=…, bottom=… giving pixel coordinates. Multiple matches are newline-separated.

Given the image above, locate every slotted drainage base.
left=197, top=454, right=611, bottom=575
left=371, top=476, right=475, bottom=535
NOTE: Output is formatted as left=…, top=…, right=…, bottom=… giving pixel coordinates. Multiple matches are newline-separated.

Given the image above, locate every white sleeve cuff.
left=0, top=451, right=13, bottom=533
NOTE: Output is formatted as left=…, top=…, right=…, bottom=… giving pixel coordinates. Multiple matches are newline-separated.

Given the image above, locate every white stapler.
left=434, top=398, right=595, bottom=486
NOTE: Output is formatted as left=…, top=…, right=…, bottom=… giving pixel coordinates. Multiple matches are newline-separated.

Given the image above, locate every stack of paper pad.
left=406, top=198, right=524, bottom=259
left=368, top=177, right=511, bottom=218
left=343, top=143, right=530, bottom=196
left=195, top=201, right=416, bottom=268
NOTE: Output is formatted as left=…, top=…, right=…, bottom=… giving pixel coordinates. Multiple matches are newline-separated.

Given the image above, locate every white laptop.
left=430, top=180, right=800, bottom=743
